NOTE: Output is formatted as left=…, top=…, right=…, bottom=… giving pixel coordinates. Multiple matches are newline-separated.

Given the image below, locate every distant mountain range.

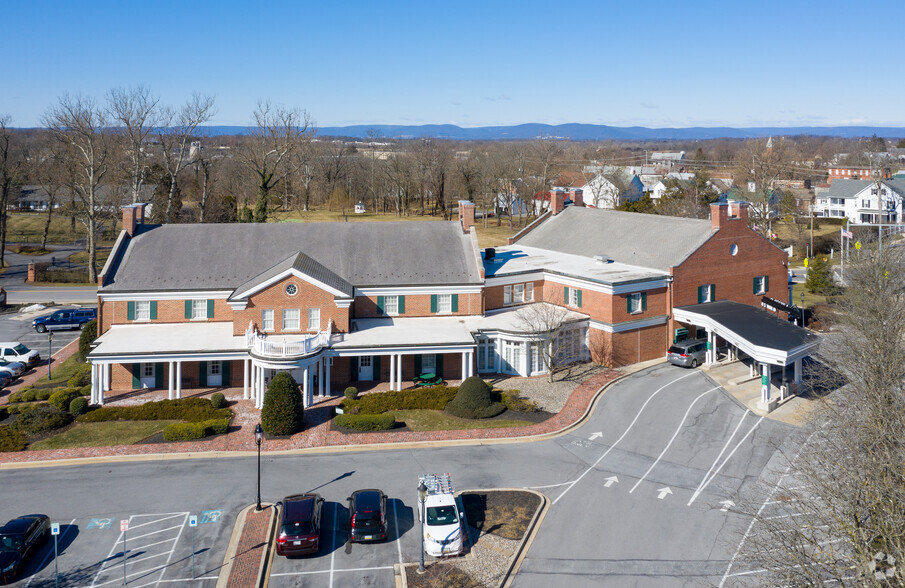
left=196, top=123, right=905, bottom=141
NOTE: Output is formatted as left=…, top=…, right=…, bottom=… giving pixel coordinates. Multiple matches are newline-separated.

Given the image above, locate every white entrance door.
left=502, top=341, right=523, bottom=376
left=358, top=356, right=373, bottom=380
left=140, top=362, right=155, bottom=388
left=208, top=361, right=222, bottom=386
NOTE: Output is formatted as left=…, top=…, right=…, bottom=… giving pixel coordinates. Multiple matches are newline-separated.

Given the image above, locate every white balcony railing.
left=245, top=319, right=333, bottom=358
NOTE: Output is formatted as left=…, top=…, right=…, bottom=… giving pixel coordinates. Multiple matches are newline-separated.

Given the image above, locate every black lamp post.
left=800, top=290, right=806, bottom=327
left=417, top=480, right=428, bottom=574
left=47, top=331, right=53, bottom=379
left=254, top=424, right=264, bottom=511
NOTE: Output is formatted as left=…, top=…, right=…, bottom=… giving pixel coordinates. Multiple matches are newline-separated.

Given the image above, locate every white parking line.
left=525, top=480, right=577, bottom=490
left=154, top=513, right=188, bottom=585
left=687, top=414, right=764, bottom=505
left=128, top=514, right=185, bottom=530
left=270, top=566, right=395, bottom=577
left=392, top=500, right=403, bottom=565
left=329, top=503, right=338, bottom=588
left=629, top=386, right=719, bottom=494
left=125, top=524, right=184, bottom=543
left=552, top=370, right=698, bottom=505
left=25, top=518, right=76, bottom=587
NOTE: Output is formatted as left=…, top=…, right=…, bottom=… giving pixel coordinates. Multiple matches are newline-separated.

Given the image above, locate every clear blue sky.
left=3, top=0, right=901, bottom=129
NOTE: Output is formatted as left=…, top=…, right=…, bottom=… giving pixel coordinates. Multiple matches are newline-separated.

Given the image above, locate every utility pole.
left=877, top=179, right=884, bottom=253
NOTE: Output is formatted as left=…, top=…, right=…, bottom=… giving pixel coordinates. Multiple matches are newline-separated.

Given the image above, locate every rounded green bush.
left=344, top=387, right=359, bottom=400
left=446, top=376, right=505, bottom=419
left=10, top=405, right=72, bottom=436
left=261, top=372, right=304, bottom=436
left=77, top=397, right=233, bottom=423
left=0, top=426, right=27, bottom=452
left=334, top=413, right=395, bottom=431
left=49, top=388, right=82, bottom=411
left=162, top=418, right=231, bottom=442
left=69, top=397, right=89, bottom=416
left=210, top=392, right=227, bottom=409
left=67, top=363, right=92, bottom=388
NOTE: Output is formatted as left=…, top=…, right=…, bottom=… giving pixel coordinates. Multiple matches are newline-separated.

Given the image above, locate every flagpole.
left=840, top=226, right=844, bottom=284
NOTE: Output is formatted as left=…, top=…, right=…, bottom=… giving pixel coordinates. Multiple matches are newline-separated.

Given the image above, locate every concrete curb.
left=500, top=488, right=548, bottom=588
left=0, top=368, right=634, bottom=470
left=216, top=502, right=275, bottom=588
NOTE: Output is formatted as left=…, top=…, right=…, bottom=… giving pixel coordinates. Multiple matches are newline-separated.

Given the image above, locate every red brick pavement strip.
left=0, top=369, right=622, bottom=465
left=0, top=338, right=80, bottom=406
left=224, top=504, right=276, bottom=588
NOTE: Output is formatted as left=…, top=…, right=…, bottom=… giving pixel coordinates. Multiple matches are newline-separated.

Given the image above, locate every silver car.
left=666, top=339, right=707, bottom=368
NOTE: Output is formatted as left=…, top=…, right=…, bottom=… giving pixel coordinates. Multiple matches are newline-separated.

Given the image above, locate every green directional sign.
left=761, top=375, right=768, bottom=386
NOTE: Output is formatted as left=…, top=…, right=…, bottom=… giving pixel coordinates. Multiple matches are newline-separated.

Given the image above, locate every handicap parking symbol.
left=87, top=518, right=114, bottom=530
left=199, top=510, right=223, bottom=524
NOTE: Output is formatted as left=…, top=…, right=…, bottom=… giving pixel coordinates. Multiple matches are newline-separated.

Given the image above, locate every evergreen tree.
left=805, top=255, right=833, bottom=294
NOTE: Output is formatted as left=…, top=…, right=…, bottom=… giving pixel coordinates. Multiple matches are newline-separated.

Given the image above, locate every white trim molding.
left=354, top=285, right=483, bottom=296
left=543, top=272, right=671, bottom=296
left=100, top=290, right=234, bottom=302
left=231, top=268, right=351, bottom=301
left=484, top=272, right=545, bottom=288
left=589, top=315, right=669, bottom=333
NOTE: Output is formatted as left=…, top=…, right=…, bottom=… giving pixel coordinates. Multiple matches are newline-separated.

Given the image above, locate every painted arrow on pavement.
left=588, top=432, right=603, bottom=441
left=603, top=476, right=619, bottom=488
left=657, top=487, right=673, bottom=500
left=720, top=500, right=735, bottom=512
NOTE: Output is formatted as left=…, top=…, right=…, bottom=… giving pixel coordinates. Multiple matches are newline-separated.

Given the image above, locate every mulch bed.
left=461, top=490, right=541, bottom=541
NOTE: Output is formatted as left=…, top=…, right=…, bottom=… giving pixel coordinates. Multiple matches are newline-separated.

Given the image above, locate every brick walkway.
left=224, top=505, right=275, bottom=588
left=0, top=338, right=80, bottom=406
left=0, top=369, right=621, bottom=464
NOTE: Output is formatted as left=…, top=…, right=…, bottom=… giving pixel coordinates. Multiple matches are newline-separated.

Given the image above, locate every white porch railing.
left=245, top=319, right=333, bottom=358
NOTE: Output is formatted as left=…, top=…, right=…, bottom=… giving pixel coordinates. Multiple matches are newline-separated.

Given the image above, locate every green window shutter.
left=753, top=278, right=758, bottom=294
left=376, top=296, right=385, bottom=315
left=576, top=290, right=582, bottom=308
left=436, top=353, right=444, bottom=378
left=127, top=301, right=135, bottom=321
left=155, top=363, right=163, bottom=388
left=627, top=295, right=633, bottom=313
left=373, top=355, right=381, bottom=379
left=351, top=357, right=358, bottom=382
left=199, top=361, right=207, bottom=387
left=222, top=361, right=231, bottom=386
left=564, top=286, right=570, bottom=305
left=414, top=354, right=422, bottom=375
left=131, top=363, right=140, bottom=388
left=641, top=292, right=647, bottom=311
left=711, top=284, right=716, bottom=301
left=398, top=296, right=405, bottom=315
left=697, top=286, right=704, bottom=304
left=430, top=295, right=437, bottom=313
left=451, top=294, right=458, bottom=313
left=207, top=299, right=214, bottom=318
left=764, top=276, right=769, bottom=292
left=150, top=301, right=157, bottom=320
left=185, top=300, right=192, bottom=319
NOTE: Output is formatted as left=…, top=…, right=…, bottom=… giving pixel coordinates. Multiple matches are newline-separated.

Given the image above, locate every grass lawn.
left=23, top=356, right=86, bottom=389
left=389, top=409, right=533, bottom=431
left=29, top=420, right=180, bottom=450
left=67, top=248, right=113, bottom=268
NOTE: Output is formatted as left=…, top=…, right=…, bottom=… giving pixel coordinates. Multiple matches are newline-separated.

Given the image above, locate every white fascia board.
left=334, top=299, right=353, bottom=309
left=354, top=285, right=483, bottom=296
left=485, top=272, right=545, bottom=287
left=228, top=300, right=248, bottom=311
left=334, top=344, right=476, bottom=356
left=589, top=315, right=668, bottom=333
left=542, top=272, right=670, bottom=295
left=89, top=351, right=248, bottom=363
left=99, top=290, right=234, bottom=302
left=233, top=268, right=350, bottom=300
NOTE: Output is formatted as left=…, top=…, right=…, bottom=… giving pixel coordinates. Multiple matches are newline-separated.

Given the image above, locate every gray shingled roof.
left=821, top=179, right=873, bottom=199
left=102, top=221, right=481, bottom=292
left=516, top=206, right=714, bottom=271
left=230, top=251, right=355, bottom=299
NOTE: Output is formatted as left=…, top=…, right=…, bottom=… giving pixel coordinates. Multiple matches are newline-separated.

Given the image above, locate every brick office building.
left=88, top=199, right=793, bottom=408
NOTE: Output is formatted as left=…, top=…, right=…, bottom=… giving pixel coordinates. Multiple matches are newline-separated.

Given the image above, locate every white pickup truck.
left=417, top=473, right=464, bottom=557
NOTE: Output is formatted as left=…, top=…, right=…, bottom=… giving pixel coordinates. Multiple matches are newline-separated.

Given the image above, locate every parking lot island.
left=218, top=503, right=277, bottom=588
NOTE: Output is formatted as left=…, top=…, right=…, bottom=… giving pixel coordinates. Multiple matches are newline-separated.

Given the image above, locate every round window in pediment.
left=285, top=283, right=298, bottom=296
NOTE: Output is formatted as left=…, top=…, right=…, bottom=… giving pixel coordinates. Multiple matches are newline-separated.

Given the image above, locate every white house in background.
left=812, top=179, right=905, bottom=224
left=580, top=169, right=644, bottom=208
left=650, top=151, right=685, bottom=166
left=650, top=173, right=696, bottom=200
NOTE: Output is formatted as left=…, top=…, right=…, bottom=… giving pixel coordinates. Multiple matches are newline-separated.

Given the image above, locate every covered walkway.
left=673, top=300, right=820, bottom=412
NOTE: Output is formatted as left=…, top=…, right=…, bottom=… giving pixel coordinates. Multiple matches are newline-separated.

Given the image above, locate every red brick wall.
left=330, top=352, right=465, bottom=388
left=590, top=324, right=667, bottom=367
left=233, top=275, right=351, bottom=336
left=353, top=293, right=481, bottom=318
left=104, top=299, right=232, bottom=330
left=110, top=359, right=242, bottom=390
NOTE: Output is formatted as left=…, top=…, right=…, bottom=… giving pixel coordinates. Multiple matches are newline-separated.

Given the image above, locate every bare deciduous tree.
left=0, top=116, right=26, bottom=268
left=516, top=298, right=574, bottom=382
left=158, top=93, right=216, bottom=223
left=107, top=85, right=159, bottom=204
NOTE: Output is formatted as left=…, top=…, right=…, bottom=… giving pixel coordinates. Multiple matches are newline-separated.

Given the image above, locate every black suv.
left=33, top=308, right=97, bottom=332
left=276, top=494, right=324, bottom=557
left=348, top=489, right=387, bottom=542
left=0, top=514, right=49, bottom=584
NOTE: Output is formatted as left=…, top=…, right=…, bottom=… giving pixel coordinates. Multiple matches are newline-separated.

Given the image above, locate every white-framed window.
left=142, top=362, right=154, bottom=378
left=568, top=288, right=581, bottom=307
left=282, top=308, right=300, bottom=331
left=262, top=309, right=274, bottom=331
left=477, top=337, right=494, bottom=372
left=210, top=361, right=221, bottom=375
left=135, top=300, right=151, bottom=321
left=871, top=188, right=878, bottom=195
left=192, top=299, right=207, bottom=319
left=307, top=308, right=320, bottom=331
left=754, top=275, right=768, bottom=295
left=384, top=295, right=399, bottom=315
left=526, top=282, right=534, bottom=301
left=699, top=284, right=715, bottom=303
left=421, top=354, right=436, bottom=372
left=628, top=293, right=643, bottom=314
left=503, top=285, right=511, bottom=305
left=513, top=283, right=525, bottom=303
left=437, top=294, right=452, bottom=313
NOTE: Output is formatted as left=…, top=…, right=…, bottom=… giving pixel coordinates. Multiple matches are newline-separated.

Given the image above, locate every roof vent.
left=593, top=254, right=613, bottom=264
left=484, top=247, right=495, bottom=260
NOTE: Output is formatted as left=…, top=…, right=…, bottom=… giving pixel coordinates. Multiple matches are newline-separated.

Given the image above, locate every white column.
left=397, top=354, right=402, bottom=391
left=467, top=351, right=474, bottom=377
left=749, top=361, right=756, bottom=378
left=258, top=368, right=265, bottom=408
left=303, top=367, right=310, bottom=408
left=168, top=361, right=175, bottom=400
left=243, top=359, right=249, bottom=400
left=90, top=362, right=97, bottom=404
left=325, top=358, right=331, bottom=396
left=101, top=363, right=109, bottom=393
left=318, top=360, right=324, bottom=397
left=462, top=352, right=467, bottom=381
left=794, top=359, right=802, bottom=384
left=761, top=363, right=771, bottom=404
left=175, top=361, right=182, bottom=399
left=389, top=354, right=395, bottom=391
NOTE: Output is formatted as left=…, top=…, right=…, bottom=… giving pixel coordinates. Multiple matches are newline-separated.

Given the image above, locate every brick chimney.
left=551, top=191, right=566, bottom=215
left=571, top=188, right=585, bottom=206
left=458, top=200, right=475, bottom=232
left=710, top=201, right=749, bottom=230
left=122, top=204, right=146, bottom=236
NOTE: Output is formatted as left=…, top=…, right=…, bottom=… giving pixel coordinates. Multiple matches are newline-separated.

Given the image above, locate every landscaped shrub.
left=0, top=426, right=27, bottom=452
left=10, top=405, right=73, bottom=436
left=8, top=387, right=55, bottom=403
left=501, top=390, right=540, bottom=413
left=162, top=418, right=230, bottom=441
left=79, top=384, right=91, bottom=396
left=78, top=397, right=232, bottom=423
left=260, top=372, right=304, bottom=436
left=67, top=363, right=92, bottom=388
left=340, top=385, right=458, bottom=414
left=0, top=406, right=7, bottom=421
left=446, top=377, right=505, bottom=419
left=49, top=388, right=83, bottom=411
left=78, top=319, right=97, bottom=361
left=5, top=403, right=40, bottom=416
left=344, top=386, right=359, bottom=400
left=69, top=397, right=89, bottom=416
left=334, top=413, right=395, bottom=432
left=210, top=392, right=227, bottom=409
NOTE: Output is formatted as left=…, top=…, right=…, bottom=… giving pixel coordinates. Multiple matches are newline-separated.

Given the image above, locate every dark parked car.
left=276, top=494, right=324, bottom=556
left=666, top=339, right=707, bottom=368
left=33, top=308, right=97, bottom=333
left=0, top=514, right=49, bottom=584
left=348, top=489, right=387, bottom=542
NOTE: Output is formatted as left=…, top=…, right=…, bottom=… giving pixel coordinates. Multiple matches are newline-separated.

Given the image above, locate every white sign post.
left=189, top=515, right=198, bottom=579
left=120, top=520, right=129, bottom=585
left=51, top=523, right=60, bottom=588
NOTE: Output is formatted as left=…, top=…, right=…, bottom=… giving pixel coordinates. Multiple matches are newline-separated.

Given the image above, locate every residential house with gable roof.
left=812, top=178, right=905, bottom=224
